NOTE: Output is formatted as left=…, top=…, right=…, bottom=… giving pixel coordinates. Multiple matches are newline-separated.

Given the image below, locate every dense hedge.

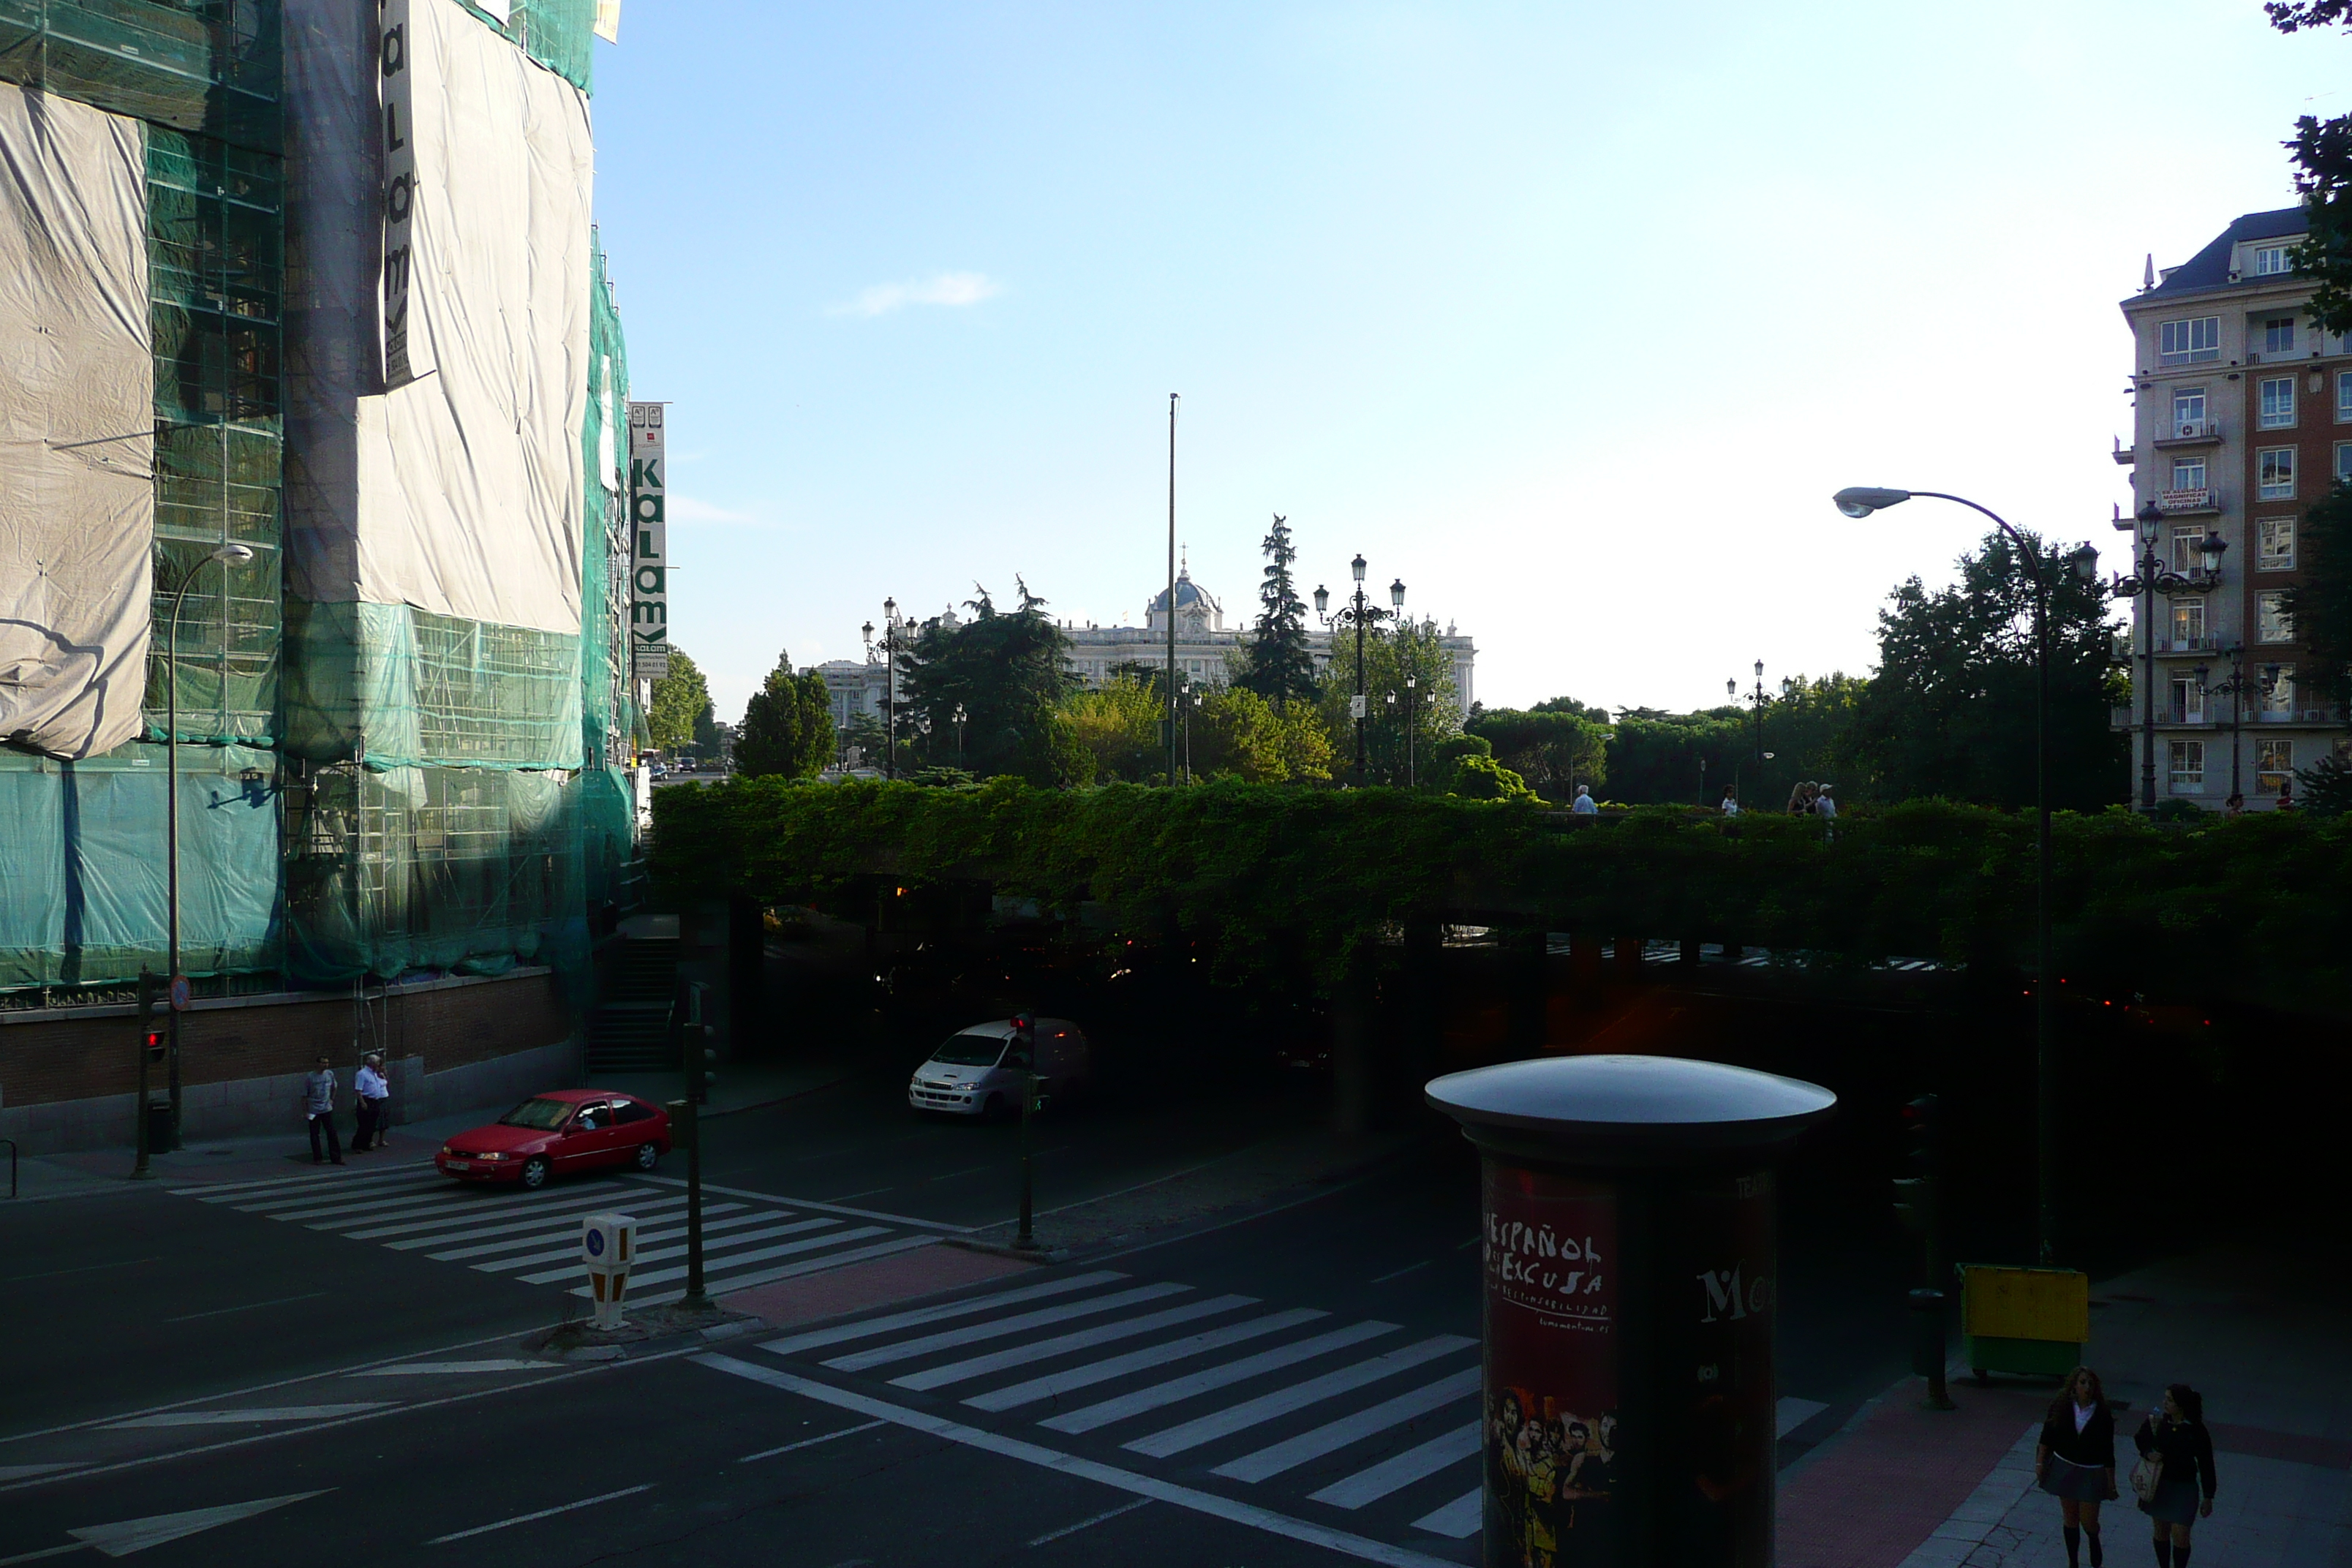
left=650, top=779, right=2352, bottom=1009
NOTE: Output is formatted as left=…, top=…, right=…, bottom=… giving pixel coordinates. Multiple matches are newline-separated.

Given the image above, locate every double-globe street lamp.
left=2103, top=502, right=2226, bottom=811
left=1313, top=555, right=1405, bottom=787
left=1832, top=487, right=2096, bottom=1265
left=159, top=541, right=256, bottom=1150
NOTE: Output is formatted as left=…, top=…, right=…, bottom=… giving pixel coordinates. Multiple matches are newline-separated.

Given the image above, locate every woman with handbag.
left=2037, top=1366, right=2117, bottom=1566
left=2133, top=1384, right=2217, bottom=1567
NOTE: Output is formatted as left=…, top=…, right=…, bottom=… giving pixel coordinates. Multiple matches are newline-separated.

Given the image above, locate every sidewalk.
left=1782, top=1245, right=2352, bottom=1567
left=5, top=1054, right=856, bottom=1201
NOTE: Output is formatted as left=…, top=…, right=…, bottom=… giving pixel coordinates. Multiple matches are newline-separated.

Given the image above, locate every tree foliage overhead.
left=2279, top=479, right=2352, bottom=703
left=1850, top=529, right=2125, bottom=812
left=646, top=647, right=715, bottom=755
left=1237, top=513, right=1317, bottom=712
left=734, top=649, right=834, bottom=780
left=899, top=581, right=1087, bottom=787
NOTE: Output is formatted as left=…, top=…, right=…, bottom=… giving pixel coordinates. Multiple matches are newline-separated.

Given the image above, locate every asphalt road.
left=0, top=1113, right=1917, bottom=1567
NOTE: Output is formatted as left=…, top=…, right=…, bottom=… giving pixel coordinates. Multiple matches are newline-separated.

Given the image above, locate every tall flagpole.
left=1166, top=393, right=1179, bottom=786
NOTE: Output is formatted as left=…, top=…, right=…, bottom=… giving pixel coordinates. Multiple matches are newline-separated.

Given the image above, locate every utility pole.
left=1166, top=394, right=1180, bottom=788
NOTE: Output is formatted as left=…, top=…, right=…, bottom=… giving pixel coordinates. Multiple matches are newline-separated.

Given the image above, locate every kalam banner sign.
left=628, top=402, right=668, bottom=682
left=377, top=0, right=423, bottom=389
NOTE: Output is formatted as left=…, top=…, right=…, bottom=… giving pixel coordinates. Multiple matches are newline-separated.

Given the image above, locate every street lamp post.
left=1313, top=558, right=1404, bottom=787
left=1831, top=488, right=2096, bottom=1265
left=2104, top=503, right=2225, bottom=811
left=161, top=541, right=255, bottom=1148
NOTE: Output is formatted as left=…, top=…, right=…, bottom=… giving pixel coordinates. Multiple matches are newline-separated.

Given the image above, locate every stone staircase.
left=584, top=936, right=679, bottom=1074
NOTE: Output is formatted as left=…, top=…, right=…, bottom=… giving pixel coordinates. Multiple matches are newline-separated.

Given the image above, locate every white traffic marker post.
left=582, top=1213, right=637, bottom=1330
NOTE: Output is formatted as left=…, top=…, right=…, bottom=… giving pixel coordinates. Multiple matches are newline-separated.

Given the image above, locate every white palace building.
left=818, top=565, right=1478, bottom=731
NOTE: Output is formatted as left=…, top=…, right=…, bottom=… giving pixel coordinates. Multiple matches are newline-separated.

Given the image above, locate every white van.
left=908, top=1017, right=1090, bottom=1117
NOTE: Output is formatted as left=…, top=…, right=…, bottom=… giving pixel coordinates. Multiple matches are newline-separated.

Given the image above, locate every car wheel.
left=521, top=1156, right=551, bottom=1191
left=634, top=1142, right=660, bottom=1172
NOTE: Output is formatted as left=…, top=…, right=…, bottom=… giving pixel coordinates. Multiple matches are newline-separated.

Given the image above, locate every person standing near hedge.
left=2037, top=1366, right=2117, bottom=1567
left=2135, top=1384, right=2217, bottom=1567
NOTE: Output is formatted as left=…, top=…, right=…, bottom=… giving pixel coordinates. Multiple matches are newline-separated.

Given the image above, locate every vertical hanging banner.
left=628, top=402, right=669, bottom=681
left=377, top=0, right=424, bottom=388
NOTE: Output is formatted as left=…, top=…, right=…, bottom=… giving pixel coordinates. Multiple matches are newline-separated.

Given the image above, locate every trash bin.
left=1426, top=1054, right=1836, bottom=1568
left=1956, top=1263, right=2088, bottom=1382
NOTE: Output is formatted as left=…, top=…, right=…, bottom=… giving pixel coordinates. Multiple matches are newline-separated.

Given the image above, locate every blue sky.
left=587, top=1, right=2350, bottom=725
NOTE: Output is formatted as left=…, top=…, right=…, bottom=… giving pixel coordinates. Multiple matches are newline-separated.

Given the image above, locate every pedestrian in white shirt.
left=303, top=1056, right=343, bottom=1165
left=353, top=1053, right=391, bottom=1152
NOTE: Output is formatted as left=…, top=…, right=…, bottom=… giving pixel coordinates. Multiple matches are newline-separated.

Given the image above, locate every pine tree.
left=1240, top=513, right=1316, bottom=712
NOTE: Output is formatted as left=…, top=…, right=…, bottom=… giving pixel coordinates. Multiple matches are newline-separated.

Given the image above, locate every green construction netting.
left=0, top=743, right=283, bottom=989
left=144, top=126, right=284, bottom=747
left=0, top=0, right=280, bottom=153
left=284, top=761, right=587, bottom=984
left=460, top=0, right=592, bottom=94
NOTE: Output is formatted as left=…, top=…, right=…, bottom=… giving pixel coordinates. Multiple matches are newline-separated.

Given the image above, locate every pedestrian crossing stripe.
left=735, top=1269, right=1490, bottom=1558
left=167, top=1166, right=938, bottom=1305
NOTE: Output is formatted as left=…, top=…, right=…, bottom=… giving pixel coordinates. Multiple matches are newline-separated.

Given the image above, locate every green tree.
left=1237, top=513, right=1317, bottom=712
left=734, top=649, right=834, bottom=780
left=1194, top=687, right=1336, bottom=783
left=1468, top=707, right=1608, bottom=798
left=1313, top=617, right=1461, bottom=785
left=2280, top=480, right=2352, bottom=704
left=2266, top=4, right=2352, bottom=332
left=1850, top=529, right=2125, bottom=811
left=646, top=647, right=715, bottom=755
left=899, top=580, right=1083, bottom=785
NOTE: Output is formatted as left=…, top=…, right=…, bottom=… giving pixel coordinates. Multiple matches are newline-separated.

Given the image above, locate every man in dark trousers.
left=304, top=1055, right=343, bottom=1165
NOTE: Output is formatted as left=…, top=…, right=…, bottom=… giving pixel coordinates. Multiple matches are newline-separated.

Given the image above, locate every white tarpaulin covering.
left=0, top=83, right=153, bottom=759
left=353, top=0, right=592, bottom=636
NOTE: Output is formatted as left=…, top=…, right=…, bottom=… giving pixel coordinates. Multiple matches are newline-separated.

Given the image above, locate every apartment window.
left=2258, top=589, right=2294, bottom=644
left=2265, top=315, right=2298, bottom=353
left=2168, top=739, right=2206, bottom=792
left=2261, top=663, right=2296, bottom=715
left=2259, top=376, right=2296, bottom=429
left=2256, top=739, right=2295, bottom=796
left=2171, top=388, right=2206, bottom=432
left=2260, top=515, right=2299, bottom=570
left=2160, top=317, right=2220, bottom=366
left=2170, top=455, right=2206, bottom=491
left=2258, top=445, right=2297, bottom=499
left=2169, top=598, right=2206, bottom=648
left=2253, top=244, right=2293, bottom=276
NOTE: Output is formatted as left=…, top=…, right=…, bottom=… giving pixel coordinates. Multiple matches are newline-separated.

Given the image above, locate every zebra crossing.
left=167, top=1162, right=946, bottom=1305
left=708, top=1267, right=1495, bottom=1560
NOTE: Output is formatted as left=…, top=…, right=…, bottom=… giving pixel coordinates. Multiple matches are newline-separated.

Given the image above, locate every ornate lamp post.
left=1832, top=487, right=2097, bottom=1265
left=2103, top=502, right=2225, bottom=810
left=1313, top=557, right=1404, bottom=786
left=161, top=540, right=255, bottom=1148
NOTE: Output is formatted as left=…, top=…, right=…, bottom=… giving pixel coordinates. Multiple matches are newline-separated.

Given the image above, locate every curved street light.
left=1830, top=486, right=2097, bottom=1266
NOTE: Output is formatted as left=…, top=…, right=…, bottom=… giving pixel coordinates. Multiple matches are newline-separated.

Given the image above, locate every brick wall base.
left=0, top=968, right=580, bottom=1155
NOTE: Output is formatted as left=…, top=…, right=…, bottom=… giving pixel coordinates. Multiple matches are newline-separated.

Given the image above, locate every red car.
left=436, top=1090, right=672, bottom=1190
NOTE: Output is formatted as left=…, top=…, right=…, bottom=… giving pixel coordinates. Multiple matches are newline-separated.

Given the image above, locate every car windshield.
left=497, top=1097, right=575, bottom=1130
left=929, top=1033, right=1006, bottom=1068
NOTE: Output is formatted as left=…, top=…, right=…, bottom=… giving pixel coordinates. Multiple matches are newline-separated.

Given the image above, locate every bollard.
left=1428, top=1054, right=1836, bottom=1567
left=582, top=1213, right=637, bottom=1330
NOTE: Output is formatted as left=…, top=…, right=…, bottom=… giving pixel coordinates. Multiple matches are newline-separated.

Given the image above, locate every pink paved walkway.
left=720, top=1241, right=1039, bottom=1328
left=1777, top=1383, right=2044, bottom=1568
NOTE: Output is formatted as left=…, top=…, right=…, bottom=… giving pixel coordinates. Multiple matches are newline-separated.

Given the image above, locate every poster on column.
left=628, top=402, right=668, bottom=682
left=1482, top=1165, right=1620, bottom=1567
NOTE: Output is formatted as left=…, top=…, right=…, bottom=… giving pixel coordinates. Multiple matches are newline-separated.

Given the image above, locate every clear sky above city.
left=588, top=1, right=2350, bottom=725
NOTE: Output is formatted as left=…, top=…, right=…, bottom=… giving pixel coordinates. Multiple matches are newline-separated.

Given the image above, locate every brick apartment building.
left=2117, top=208, right=2351, bottom=807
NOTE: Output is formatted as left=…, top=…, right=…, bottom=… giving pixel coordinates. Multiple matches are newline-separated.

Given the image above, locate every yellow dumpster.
left=1957, top=1263, right=2089, bottom=1382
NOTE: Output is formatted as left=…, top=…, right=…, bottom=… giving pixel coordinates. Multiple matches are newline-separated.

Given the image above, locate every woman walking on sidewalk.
left=2037, top=1366, right=2117, bottom=1566
left=2135, top=1384, right=2217, bottom=1567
